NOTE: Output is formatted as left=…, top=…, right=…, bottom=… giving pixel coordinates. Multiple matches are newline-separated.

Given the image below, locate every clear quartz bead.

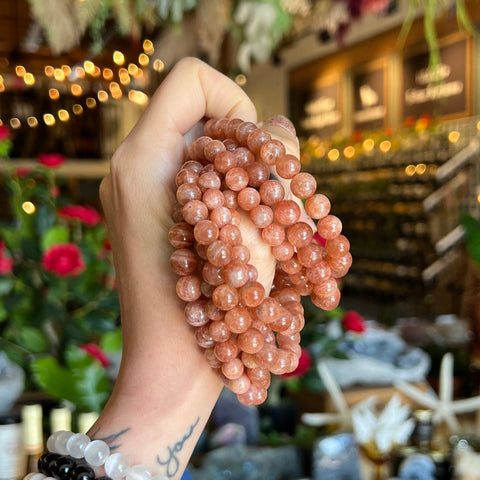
left=126, top=465, right=152, bottom=480
left=66, top=432, right=91, bottom=458
left=24, top=474, right=38, bottom=480
left=105, top=452, right=131, bottom=479
left=29, top=474, right=46, bottom=480
left=54, top=430, right=74, bottom=454
left=84, top=439, right=111, bottom=466
left=46, top=431, right=64, bottom=452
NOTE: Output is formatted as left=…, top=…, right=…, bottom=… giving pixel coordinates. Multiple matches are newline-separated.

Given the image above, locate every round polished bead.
left=221, top=358, right=244, bottom=380
left=290, top=172, right=317, bottom=199
left=247, top=129, right=271, bottom=153
left=54, top=430, right=74, bottom=455
left=247, top=263, right=258, bottom=282
left=228, top=374, right=251, bottom=395
left=238, top=281, right=265, bottom=307
left=223, top=138, right=238, bottom=151
left=312, top=288, right=341, bottom=311
left=229, top=207, right=240, bottom=226
left=212, top=118, right=229, bottom=138
left=254, top=343, right=279, bottom=368
left=182, top=199, right=209, bottom=225
left=176, top=275, right=202, bottom=302
left=206, top=300, right=224, bottom=320
left=184, top=299, right=209, bottom=327
left=306, top=261, right=332, bottom=284
left=225, top=167, right=249, bottom=191
left=269, top=308, right=293, bottom=333
left=47, top=432, right=64, bottom=453
left=188, top=136, right=211, bottom=160
left=104, top=453, right=130, bottom=480
left=219, top=224, right=242, bottom=246
left=246, top=162, right=269, bottom=188
left=84, top=439, right=110, bottom=466
left=280, top=256, right=302, bottom=275
left=247, top=367, right=271, bottom=389
left=236, top=121, right=257, bottom=145
left=259, top=139, right=286, bottom=165
left=126, top=465, right=151, bottom=480
left=171, top=202, right=184, bottom=223
left=214, top=150, right=237, bottom=173
left=28, top=475, right=46, bottom=480
left=259, top=180, right=285, bottom=206
left=238, top=328, right=265, bottom=354
left=223, top=190, right=238, bottom=209
left=176, top=183, right=202, bottom=205
left=325, top=234, right=350, bottom=257
left=195, top=243, right=209, bottom=260
left=286, top=222, right=314, bottom=248
left=252, top=319, right=275, bottom=344
left=224, top=307, right=252, bottom=333
left=182, top=160, right=203, bottom=173
left=328, top=253, right=353, bottom=278
left=202, top=189, right=225, bottom=210
left=313, top=278, right=338, bottom=297
left=276, top=332, right=301, bottom=347
left=222, top=261, right=250, bottom=288
left=70, top=465, right=95, bottom=480
left=202, top=262, right=224, bottom=286
left=66, top=432, right=91, bottom=459
left=274, top=200, right=301, bottom=226
left=261, top=223, right=285, bottom=247
left=203, top=118, right=216, bottom=137
left=209, top=320, right=231, bottom=342
left=205, top=347, right=222, bottom=368
left=231, top=244, right=250, bottom=263
left=175, top=168, right=198, bottom=187
left=204, top=139, right=226, bottom=162
left=255, top=297, right=282, bottom=324
left=237, top=384, right=267, bottom=406
left=231, top=147, right=254, bottom=169
left=195, top=324, right=215, bottom=348
left=271, top=287, right=301, bottom=305
left=225, top=118, right=244, bottom=138
left=38, top=453, right=61, bottom=472
left=198, top=171, right=221, bottom=191
left=168, top=222, right=194, bottom=249
left=194, top=220, right=219, bottom=245
left=209, top=206, right=231, bottom=228
left=237, top=187, right=260, bottom=211
left=297, top=243, right=325, bottom=268
left=249, top=205, right=274, bottom=229
left=276, top=154, right=301, bottom=179
left=271, top=241, right=294, bottom=261
left=317, top=215, right=342, bottom=240
left=214, top=338, right=239, bottom=362
left=207, top=240, right=233, bottom=267
left=170, top=248, right=197, bottom=276
left=212, top=284, right=239, bottom=310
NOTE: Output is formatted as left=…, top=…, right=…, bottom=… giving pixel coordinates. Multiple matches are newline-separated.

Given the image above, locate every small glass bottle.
left=0, top=413, right=26, bottom=480
left=50, top=405, right=72, bottom=434
left=410, top=409, right=434, bottom=451
left=22, top=404, right=43, bottom=472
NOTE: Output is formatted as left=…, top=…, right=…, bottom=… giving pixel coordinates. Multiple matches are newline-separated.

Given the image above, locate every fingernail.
left=263, top=115, right=297, bottom=137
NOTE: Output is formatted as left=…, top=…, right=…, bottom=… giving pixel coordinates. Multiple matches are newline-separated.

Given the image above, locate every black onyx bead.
left=38, top=453, right=62, bottom=474
left=97, top=477, right=113, bottom=480
left=70, top=465, right=95, bottom=480
left=51, top=456, right=77, bottom=480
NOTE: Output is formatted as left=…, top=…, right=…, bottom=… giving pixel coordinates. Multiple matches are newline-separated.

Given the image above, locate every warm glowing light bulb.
left=128, top=63, right=138, bottom=76
left=103, top=68, right=113, bottom=80
left=153, top=59, right=165, bottom=72
left=10, top=118, right=21, bottom=129
left=405, top=165, right=416, bottom=176
left=109, top=82, right=120, bottom=92
left=84, top=61, right=95, bottom=74
left=138, top=53, right=149, bottom=66
left=111, top=89, right=123, bottom=99
left=86, top=97, right=97, bottom=109
left=92, top=66, right=101, bottom=78
left=27, top=116, right=38, bottom=128
left=363, top=138, right=374, bottom=151
left=43, top=114, right=55, bottom=126
left=113, top=51, right=125, bottom=66
left=143, top=39, right=154, bottom=55
left=97, top=90, right=108, bottom=102
left=75, top=66, right=85, bottom=79
left=415, top=163, right=426, bottom=175
left=45, top=65, right=54, bottom=77
left=72, top=104, right=83, bottom=115
left=343, top=145, right=355, bottom=159
left=49, top=88, right=60, bottom=100
left=15, top=65, right=26, bottom=77
left=61, top=65, right=72, bottom=76
left=327, top=149, right=340, bottom=162
left=54, top=68, right=65, bottom=81
left=235, top=74, right=247, bottom=86
left=71, top=84, right=82, bottom=96
left=22, top=202, right=36, bottom=214
left=24, top=73, right=35, bottom=86
left=0, top=84, right=4, bottom=93
left=128, top=90, right=149, bottom=106
left=448, top=131, right=460, bottom=143
left=119, top=73, right=130, bottom=85
left=379, top=140, right=391, bottom=153
left=58, top=109, right=70, bottom=122
left=477, top=121, right=480, bottom=131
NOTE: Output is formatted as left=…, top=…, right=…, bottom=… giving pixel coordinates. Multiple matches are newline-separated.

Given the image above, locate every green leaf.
left=34, top=204, right=56, bottom=238
left=31, top=356, right=77, bottom=401
left=100, top=328, right=122, bottom=353
left=42, top=226, right=69, bottom=251
left=0, top=227, right=21, bottom=250
left=72, top=361, right=110, bottom=413
left=21, top=327, right=49, bottom=353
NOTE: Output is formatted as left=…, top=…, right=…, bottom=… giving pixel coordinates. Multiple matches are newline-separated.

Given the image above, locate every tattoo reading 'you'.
left=157, top=417, right=200, bottom=478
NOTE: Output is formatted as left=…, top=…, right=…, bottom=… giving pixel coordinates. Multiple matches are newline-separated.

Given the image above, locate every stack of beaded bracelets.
left=169, top=117, right=352, bottom=406
left=24, top=431, right=167, bottom=480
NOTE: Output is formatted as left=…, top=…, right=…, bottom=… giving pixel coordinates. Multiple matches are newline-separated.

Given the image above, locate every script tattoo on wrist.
left=157, top=417, right=200, bottom=478
left=90, top=426, right=131, bottom=452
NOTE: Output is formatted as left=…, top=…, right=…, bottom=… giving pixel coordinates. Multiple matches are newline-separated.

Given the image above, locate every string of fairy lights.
left=0, top=39, right=166, bottom=131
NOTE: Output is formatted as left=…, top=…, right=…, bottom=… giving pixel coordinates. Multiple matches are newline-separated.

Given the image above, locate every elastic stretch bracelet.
left=24, top=431, right=168, bottom=480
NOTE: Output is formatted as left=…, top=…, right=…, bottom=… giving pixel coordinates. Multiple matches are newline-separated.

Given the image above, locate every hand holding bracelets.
left=169, top=117, right=351, bottom=406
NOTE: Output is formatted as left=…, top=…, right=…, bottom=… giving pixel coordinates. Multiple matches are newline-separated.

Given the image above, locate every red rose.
left=80, top=343, right=110, bottom=368
left=0, top=125, right=10, bottom=141
left=38, top=153, right=65, bottom=168
left=42, top=243, right=85, bottom=277
left=342, top=310, right=366, bottom=333
left=282, top=348, right=312, bottom=378
left=0, top=241, right=13, bottom=274
left=59, top=205, right=102, bottom=226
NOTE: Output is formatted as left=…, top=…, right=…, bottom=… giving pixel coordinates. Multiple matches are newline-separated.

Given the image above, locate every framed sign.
left=352, top=59, right=388, bottom=131
left=402, top=32, right=472, bottom=120
left=290, top=76, right=342, bottom=138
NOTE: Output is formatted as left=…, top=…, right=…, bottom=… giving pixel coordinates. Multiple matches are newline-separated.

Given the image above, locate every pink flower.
left=282, top=348, right=312, bottom=378
left=38, top=153, right=65, bottom=168
left=0, top=125, right=10, bottom=141
left=59, top=205, right=102, bottom=226
left=42, top=243, right=85, bottom=277
left=342, top=310, right=366, bottom=333
left=0, top=241, right=13, bottom=274
left=80, top=343, right=110, bottom=368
